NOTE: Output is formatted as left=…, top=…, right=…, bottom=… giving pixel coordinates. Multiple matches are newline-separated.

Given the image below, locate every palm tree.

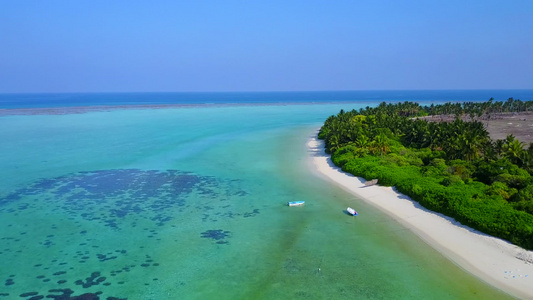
left=327, top=133, right=342, bottom=154
left=461, top=132, right=486, bottom=161
left=503, top=135, right=525, bottom=165
left=371, top=133, right=390, bottom=156
left=521, top=143, right=533, bottom=174
left=355, top=134, right=370, bottom=149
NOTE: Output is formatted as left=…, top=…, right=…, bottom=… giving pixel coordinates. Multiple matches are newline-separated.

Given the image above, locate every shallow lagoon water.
left=0, top=104, right=513, bottom=299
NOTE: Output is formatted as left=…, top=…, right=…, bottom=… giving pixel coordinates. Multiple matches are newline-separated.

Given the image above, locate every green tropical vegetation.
left=318, top=98, right=533, bottom=250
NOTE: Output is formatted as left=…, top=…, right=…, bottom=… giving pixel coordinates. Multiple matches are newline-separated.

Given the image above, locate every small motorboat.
left=347, top=207, right=358, bottom=216
left=288, top=201, right=305, bottom=206
left=364, top=179, right=378, bottom=186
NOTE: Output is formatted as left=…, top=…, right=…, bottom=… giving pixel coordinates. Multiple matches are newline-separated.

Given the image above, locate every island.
left=312, top=98, right=533, bottom=298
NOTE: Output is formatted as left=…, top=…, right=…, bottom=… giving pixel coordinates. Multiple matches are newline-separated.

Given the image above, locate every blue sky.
left=0, top=1, right=532, bottom=92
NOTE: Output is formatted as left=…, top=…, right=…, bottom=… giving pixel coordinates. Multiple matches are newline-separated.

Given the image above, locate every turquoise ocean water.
left=2, top=91, right=530, bottom=299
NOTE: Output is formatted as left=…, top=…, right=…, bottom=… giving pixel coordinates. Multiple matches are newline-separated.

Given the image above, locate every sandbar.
left=307, top=133, right=533, bottom=299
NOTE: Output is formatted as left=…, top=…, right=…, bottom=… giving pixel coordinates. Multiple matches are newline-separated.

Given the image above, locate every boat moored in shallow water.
left=288, top=201, right=305, bottom=206
left=347, top=207, right=358, bottom=216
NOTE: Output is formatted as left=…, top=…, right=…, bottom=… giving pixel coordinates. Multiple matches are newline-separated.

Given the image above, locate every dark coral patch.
left=0, top=169, right=246, bottom=228
left=74, top=272, right=106, bottom=288
left=45, top=289, right=106, bottom=300
left=243, top=209, right=260, bottom=218
left=96, top=254, right=117, bottom=262
left=20, top=292, right=39, bottom=297
left=201, top=229, right=231, bottom=244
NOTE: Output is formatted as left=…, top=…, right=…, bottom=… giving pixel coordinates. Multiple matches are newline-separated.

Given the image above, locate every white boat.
left=347, top=207, right=358, bottom=216
left=288, top=201, right=305, bottom=206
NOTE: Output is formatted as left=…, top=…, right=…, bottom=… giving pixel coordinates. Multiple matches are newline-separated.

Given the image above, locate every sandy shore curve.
left=307, top=134, right=533, bottom=299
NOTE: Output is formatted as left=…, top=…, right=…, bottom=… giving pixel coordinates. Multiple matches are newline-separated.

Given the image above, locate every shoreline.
left=307, top=133, right=533, bottom=299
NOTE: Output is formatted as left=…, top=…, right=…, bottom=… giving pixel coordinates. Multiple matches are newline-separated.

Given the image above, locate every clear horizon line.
left=2, top=88, right=533, bottom=95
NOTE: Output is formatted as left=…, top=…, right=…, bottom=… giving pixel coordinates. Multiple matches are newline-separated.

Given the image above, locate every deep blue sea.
left=0, top=91, right=521, bottom=299
left=1, top=89, right=533, bottom=109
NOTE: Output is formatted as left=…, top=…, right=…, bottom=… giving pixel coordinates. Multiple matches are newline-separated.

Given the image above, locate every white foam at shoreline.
left=307, top=134, right=533, bottom=299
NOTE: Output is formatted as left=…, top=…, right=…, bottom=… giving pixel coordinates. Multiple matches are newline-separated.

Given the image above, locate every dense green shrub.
left=512, top=184, right=533, bottom=215
left=331, top=145, right=357, bottom=167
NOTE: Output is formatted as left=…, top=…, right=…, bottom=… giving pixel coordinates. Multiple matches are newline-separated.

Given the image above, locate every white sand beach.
left=307, top=135, right=533, bottom=299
